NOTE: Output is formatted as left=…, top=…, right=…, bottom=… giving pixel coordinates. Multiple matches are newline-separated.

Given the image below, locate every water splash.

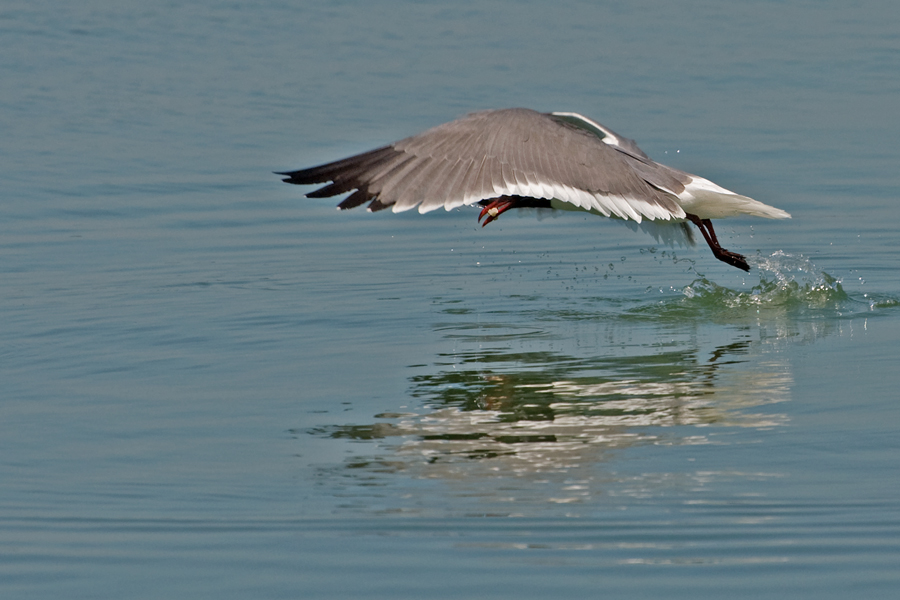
left=683, top=251, right=848, bottom=311
left=631, top=251, right=900, bottom=321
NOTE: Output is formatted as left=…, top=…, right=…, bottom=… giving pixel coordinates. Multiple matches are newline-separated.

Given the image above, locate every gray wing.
left=279, top=108, right=688, bottom=223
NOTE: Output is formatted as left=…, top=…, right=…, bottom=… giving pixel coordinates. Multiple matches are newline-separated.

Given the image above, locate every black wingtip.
left=275, top=170, right=295, bottom=184
left=276, top=170, right=307, bottom=185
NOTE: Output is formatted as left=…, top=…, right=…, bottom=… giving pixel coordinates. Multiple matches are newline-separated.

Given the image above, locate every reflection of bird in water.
left=319, top=343, right=791, bottom=477
left=279, top=108, right=790, bottom=271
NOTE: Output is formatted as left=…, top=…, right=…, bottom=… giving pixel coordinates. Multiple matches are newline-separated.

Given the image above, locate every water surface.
left=2, top=1, right=900, bottom=598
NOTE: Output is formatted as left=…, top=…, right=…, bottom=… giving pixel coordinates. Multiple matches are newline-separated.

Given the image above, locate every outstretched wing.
left=279, top=108, right=688, bottom=223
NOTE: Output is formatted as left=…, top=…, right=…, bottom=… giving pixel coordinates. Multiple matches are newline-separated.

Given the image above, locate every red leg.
left=685, top=213, right=750, bottom=271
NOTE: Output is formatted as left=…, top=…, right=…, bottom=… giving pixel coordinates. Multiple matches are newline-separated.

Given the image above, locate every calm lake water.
left=2, top=1, right=900, bottom=598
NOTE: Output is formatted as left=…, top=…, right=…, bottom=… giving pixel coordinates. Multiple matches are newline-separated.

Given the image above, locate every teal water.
left=2, top=1, right=900, bottom=598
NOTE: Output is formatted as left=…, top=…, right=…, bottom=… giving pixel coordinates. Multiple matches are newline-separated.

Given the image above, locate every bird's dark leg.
left=685, top=213, right=750, bottom=272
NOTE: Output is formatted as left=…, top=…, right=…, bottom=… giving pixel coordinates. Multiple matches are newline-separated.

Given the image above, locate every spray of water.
left=684, top=251, right=847, bottom=310
left=631, top=251, right=898, bottom=321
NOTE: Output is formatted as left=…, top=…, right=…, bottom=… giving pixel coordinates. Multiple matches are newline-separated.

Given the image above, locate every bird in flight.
left=278, top=108, right=790, bottom=271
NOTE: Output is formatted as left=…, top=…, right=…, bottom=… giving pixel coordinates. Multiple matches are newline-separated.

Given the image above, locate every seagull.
left=278, top=108, right=790, bottom=271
